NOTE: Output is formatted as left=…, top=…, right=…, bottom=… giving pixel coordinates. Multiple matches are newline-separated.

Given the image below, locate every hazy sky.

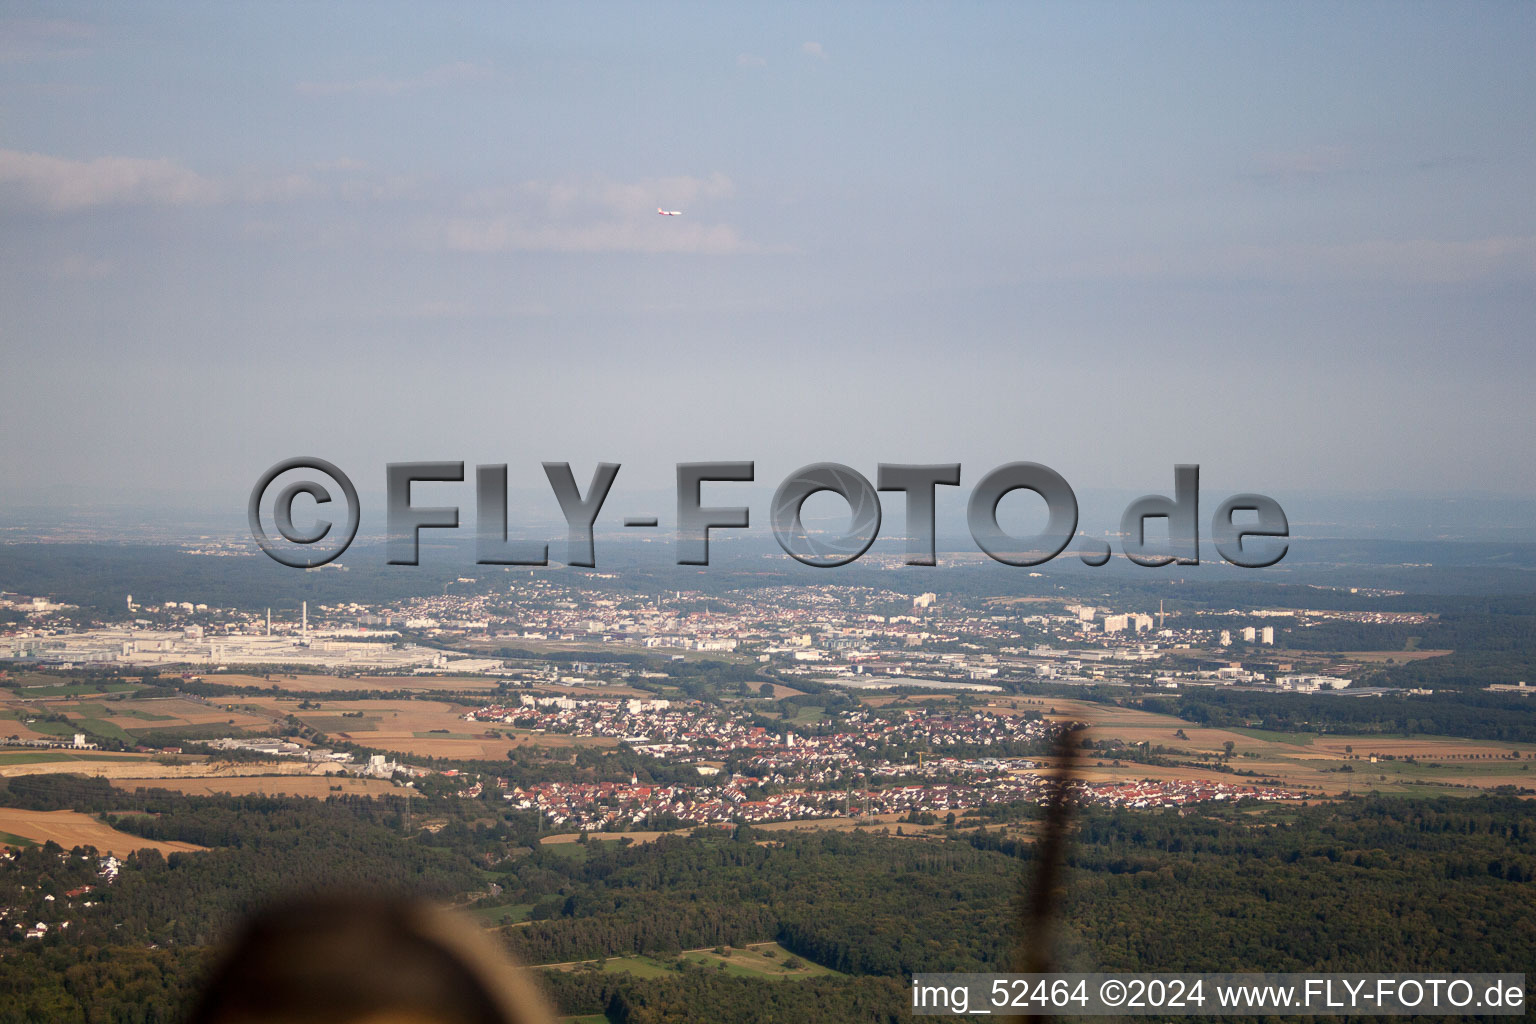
left=3, top=3, right=1534, bottom=526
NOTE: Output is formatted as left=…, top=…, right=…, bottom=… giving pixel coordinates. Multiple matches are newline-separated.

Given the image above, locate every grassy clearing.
left=465, top=902, right=533, bottom=927
left=535, top=836, right=639, bottom=863
left=541, top=944, right=838, bottom=981
left=680, top=942, right=841, bottom=979
left=604, top=957, right=678, bottom=978
left=677, top=953, right=778, bottom=979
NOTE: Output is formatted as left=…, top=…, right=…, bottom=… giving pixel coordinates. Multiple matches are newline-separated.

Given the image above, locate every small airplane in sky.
left=657, top=207, right=682, bottom=216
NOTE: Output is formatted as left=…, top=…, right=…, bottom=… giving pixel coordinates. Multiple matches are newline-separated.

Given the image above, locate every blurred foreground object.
left=1009, top=726, right=1085, bottom=1023
left=191, top=896, right=555, bottom=1024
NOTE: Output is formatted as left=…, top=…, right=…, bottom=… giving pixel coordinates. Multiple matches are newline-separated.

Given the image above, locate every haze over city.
left=2, top=3, right=1534, bottom=532
left=3, top=10, right=1536, bottom=1024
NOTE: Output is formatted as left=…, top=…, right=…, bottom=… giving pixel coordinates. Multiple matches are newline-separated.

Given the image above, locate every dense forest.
left=3, top=775, right=1532, bottom=1023
left=1138, top=689, right=1536, bottom=743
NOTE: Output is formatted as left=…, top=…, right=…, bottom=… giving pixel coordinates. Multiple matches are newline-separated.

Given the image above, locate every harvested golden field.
left=241, top=697, right=619, bottom=759
left=973, top=696, right=1536, bottom=798
left=0, top=807, right=206, bottom=856
left=110, top=776, right=404, bottom=798
left=1017, top=697, right=1261, bottom=753
left=0, top=757, right=362, bottom=785
left=0, top=752, right=161, bottom=778
left=0, top=718, right=61, bottom=742
left=1020, top=755, right=1286, bottom=793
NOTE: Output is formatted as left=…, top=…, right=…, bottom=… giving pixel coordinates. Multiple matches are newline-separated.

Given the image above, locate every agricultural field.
left=108, top=776, right=406, bottom=799
left=862, top=693, right=978, bottom=707
left=526, top=681, right=651, bottom=698
left=463, top=902, right=534, bottom=928
left=239, top=696, right=621, bottom=759
left=983, top=696, right=1536, bottom=798
left=0, top=751, right=145, bottom=768
left=0, top=758, right=369, bottom=784
left=1, top=690, right=275, bottom=748
left=0, top=751, right=163, bottom=778
left=0, top=710, right=71, bottom=743
left=463, top=634, right=750, bottom=667
left=0, top=807, right=207, bottom=857
left=756, top=683, right=806, bottom=699
left=1, top=674, right=143, bottom=698
left=192, top=672, right=505, bottom=694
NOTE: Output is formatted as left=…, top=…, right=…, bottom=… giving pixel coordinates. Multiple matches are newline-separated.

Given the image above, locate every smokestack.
left=302, top=601, right=307, bottom=636
left=266, top=608, right=271, bottom=636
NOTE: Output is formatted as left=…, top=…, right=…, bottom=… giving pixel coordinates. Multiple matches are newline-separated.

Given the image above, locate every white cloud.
left=801, top=41, right=827, bottom=60
left=0, top=149, right=221, bottom=210
left=421, top=173, right=759, bottom=255
left=296, top=61, right=500, bottom=97
left=0, top=148, right=321, bottom=211
left=432, top=218, right=755, bottom=255
left=0, top=150, right=759, bottom=256
left=737, top=53, right=767, bottom=68
left=456, top=173, right=735, bottom=219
